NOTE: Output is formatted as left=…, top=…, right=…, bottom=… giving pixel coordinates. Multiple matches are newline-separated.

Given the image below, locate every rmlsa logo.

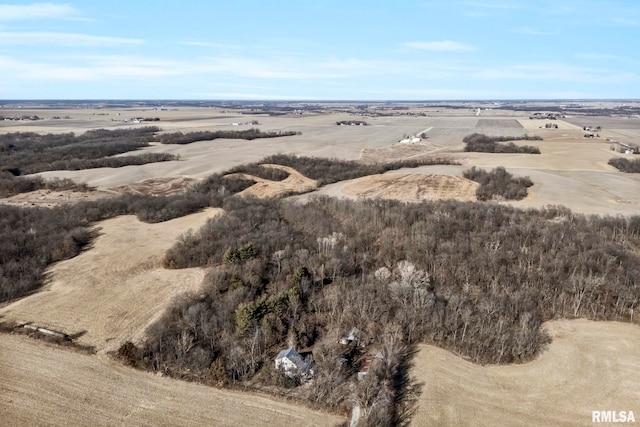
left=592, top=410, right=636, bottom=423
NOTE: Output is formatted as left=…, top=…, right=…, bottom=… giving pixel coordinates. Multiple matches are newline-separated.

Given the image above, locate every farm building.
left=275, top=348, right=312, bottom=377
left=357, top=357, right=373, bottom=381
left=339, top=327, right=364, bottom=347
left=357, top=352, right=384, bottom=381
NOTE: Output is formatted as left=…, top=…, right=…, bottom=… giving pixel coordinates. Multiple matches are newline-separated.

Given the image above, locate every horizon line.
left=2, top=98, right=640, bottom=104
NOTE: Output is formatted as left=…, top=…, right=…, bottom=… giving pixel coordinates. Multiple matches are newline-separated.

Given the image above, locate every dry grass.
left=0, top=189, right=112, bottom=208
left=411, top=319, right=640, bottom=426
left=0, top=333, right=346, bottom=427
left=226, top=164, right=317, bottom=198
left=342, top=173, right=478, bottom=202
left=108, top=176, right=199, bottom=196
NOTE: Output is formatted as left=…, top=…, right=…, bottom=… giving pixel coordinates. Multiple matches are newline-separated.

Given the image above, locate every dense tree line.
left=0, top=204, right=96, bottom=302
left=41, top=152, right=178, bottom=171
left=463, top=133, right=541, bottom=154
left=0, top=127, right=172, bottom=175
left=253, top=154, right=458, bottom=186
left=464, top=166, right=533, bottom=200
left=609, top=157, right=640, bottom=173
left=129, top=196, right=639, bottom=424
left=0, top=190, right=216, bottom=303
left=0, top=172, right=91, bottom=198
left=156, top=129, right=301, bottom=145
left=188, top=155, right=458, bottom=195
left=225, top=162, right=290, bottom=181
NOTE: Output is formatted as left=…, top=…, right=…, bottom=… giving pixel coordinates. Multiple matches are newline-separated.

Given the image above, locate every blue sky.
left=0, top=1, right=639, bottom=100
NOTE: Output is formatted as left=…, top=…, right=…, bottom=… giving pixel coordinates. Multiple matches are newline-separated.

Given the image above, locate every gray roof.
left=276, top=348, right=301, bottom=360
left=275, top=348, right=310, bottom=373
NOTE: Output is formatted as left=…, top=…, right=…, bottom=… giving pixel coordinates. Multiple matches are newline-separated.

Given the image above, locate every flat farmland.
left=20, top=111, right=639, bottom=216
left=303, top=114, right=640, bottom=215
left=475, top=118, right=523, bottom=129
left=415, top=117, right=477, bottom=143
left=563, top=115, right=640, bottom=130
left=518, top=118, right=583, bottom=131
left=30, top=112, right=449, bottom=188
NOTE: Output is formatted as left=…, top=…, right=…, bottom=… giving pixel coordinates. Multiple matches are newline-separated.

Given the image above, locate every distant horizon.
left=2, top=98, right=640, bottom=104
left=1, top=1, right=639, bottom=100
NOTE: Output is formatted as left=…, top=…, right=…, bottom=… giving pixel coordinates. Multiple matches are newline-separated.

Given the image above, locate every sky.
left=0, top=1, right=639, bottom=100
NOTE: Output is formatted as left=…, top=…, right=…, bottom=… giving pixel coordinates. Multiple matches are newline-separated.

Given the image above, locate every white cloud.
left=87, top=56, right=183, bottom=77
left=197, top=57, right=346, bottom=79
left=0, top=31, right=142, bottom=46
left=1, top=51, right=479, bottom=87
left=0, top=53, right=348, bottom=82
left=0, top=2, right=78, bottom=20
left=0, top=54, right=181, bottom=81
left=403, top=41, right=474, bottom=51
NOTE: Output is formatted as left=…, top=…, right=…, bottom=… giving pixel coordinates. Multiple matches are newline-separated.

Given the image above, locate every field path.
left=412, top=319, right=640, bottom=426
left=0, top=208, right=221, bottom=354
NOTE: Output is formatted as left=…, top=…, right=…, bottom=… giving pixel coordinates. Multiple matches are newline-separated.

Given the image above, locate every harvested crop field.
left=0, top=334, right=345, bottom=427
left=517, top=118, right=582, bottom=131
left=360, top=142, right=436, bottom=163
left=475, top=118, right=523, bottom=128
left=0, top=208, right=221, bottom=354
left=226, top=164, right=317, bottom=198
left=342, top=173, right=478, bottom=202
left=411, top=319, right=640, bottom=426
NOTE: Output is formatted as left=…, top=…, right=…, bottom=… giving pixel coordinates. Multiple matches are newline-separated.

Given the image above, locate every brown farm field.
left=3, top=105, right=638, bottom=216
left=0, top=208, right=223, bottom=354
left=411, top=319, right=640, bottom=427
left=0, top=333, right=345, bottom=427
left=2, top=102, right=640, bottom=425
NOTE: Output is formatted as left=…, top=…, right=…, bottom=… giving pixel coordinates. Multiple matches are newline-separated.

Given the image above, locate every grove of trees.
left=463, top=133, right=542, bottom=154
left=134, top=196, right=638, bottom=423
left=0, top=127, right=173, bottom=175
left=609, top=157, right=640, bottom=173
left=464, top=166, right=534, bottom=200
left=156, top=129, right=301, bottom=144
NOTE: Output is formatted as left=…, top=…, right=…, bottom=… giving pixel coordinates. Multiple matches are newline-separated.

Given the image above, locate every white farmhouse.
left=274, top=348, right=311, bottom=377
